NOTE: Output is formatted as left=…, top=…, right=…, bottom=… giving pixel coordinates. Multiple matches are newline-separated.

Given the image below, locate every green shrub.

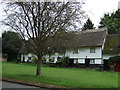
left=74, top=63, right=84, bottom=68
left=109, top=56, right=120, bottom=65
left=42, top=57, right=46, bottom=64
left=55, top=57, right=69, bottom=67
left=31, top=56, right=37, bottom=64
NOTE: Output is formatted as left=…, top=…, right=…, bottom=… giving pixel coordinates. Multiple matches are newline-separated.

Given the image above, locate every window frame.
left=90, top=59, right=95, bottom=64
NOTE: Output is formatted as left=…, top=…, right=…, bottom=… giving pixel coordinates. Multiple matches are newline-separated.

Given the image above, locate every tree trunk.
left=36, top=55, right=42, bottom=76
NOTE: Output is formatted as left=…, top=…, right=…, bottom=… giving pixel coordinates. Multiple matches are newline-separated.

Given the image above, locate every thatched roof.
left=75, top=29, right=107, bottom=47
left=19, top=28, right=108, bottom=54
left=103, top=34, right=120, bottom=54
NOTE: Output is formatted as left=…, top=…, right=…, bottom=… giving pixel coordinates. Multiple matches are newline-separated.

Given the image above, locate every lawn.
left=1, top=62, right=119, bottom=88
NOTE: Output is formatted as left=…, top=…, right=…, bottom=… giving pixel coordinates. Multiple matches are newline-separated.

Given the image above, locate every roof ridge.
left=76, top=28, right=107, bottom=34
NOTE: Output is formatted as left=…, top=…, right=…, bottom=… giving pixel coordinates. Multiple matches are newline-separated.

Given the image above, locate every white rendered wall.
left=66, top=47, right=102, bottom=59
left=74, top=58, right=102, bottom=64
left=95, top=59, right=102, bottom=64
left=20, top=47, right=103, bottom=64
left=21, top=54, right=28, bottom=62
left=45, top=53, right=64, bottom=63
left=21, top=53, right=36, bottom=62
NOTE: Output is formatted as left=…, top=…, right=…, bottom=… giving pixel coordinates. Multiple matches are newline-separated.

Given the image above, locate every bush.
left=31, top=56, right=37, bottom=64
left=74, top=63, right=82, bottom=68
left=55, top=57, right=69, bottom=67
left=56, top=60, right=63, bottom=67
left=109, top=56, right=120, bottom=65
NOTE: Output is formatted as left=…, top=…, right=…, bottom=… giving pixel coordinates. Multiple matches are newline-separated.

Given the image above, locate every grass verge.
left=1, top=62, right=119, bottom=88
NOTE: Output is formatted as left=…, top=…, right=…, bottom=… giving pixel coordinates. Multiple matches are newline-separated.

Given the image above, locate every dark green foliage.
left=82, top=18, right=95, bottom=30
left=55, top=57, right=69, bottom=67
left=2, top=31, right=22, bottom=61
left=99, top=9, right=120, bottom=34
left=109, top=56, right=120, bottom=65
left=103, top=34, right=120, bottom=54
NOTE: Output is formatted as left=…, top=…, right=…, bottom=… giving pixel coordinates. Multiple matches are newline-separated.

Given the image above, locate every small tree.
left=2, top=2, right=86, bottom=76
left=82, top=18, right=95, bottom=30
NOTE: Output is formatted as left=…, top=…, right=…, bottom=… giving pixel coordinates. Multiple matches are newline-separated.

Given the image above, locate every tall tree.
left=2, top=31, right=22, bottom=61
left=2, top=1, right=86, bottom=76
left=99, top=9, right=120, bottom=34
left=51, top=29, right=76, bottom=55
left=82, top=18, right=94, bottom=30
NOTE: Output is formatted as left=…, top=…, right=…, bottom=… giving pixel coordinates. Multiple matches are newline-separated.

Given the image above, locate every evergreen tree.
left=82, top=18, right=94, bottom=30
left=2, top=31, right=22, bottom=61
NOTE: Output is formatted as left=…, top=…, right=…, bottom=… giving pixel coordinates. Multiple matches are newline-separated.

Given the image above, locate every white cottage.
left=19, top=28, right=120, bottom=68
left=63, top=29, right=107, bottom=67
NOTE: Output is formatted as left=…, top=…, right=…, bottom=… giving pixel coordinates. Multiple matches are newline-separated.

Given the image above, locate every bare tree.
left=2, top=1, right=86, bottom=76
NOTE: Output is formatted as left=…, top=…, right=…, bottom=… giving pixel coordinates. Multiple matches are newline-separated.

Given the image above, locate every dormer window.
left=90, top=47, right=95, bottom=53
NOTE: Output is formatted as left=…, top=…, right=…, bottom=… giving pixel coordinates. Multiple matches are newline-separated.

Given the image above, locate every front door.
left=103, top=59, right=109, bottom=70
left=85, top=59, right=90, bottom=67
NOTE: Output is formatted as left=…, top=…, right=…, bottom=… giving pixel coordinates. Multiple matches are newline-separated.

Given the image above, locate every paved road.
left=1, top=81, right=48, bottom=89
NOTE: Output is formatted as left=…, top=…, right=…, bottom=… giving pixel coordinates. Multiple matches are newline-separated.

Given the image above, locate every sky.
left=83, top=0, right=120, bottom=27
left=0, top=0, right=120, bottom=36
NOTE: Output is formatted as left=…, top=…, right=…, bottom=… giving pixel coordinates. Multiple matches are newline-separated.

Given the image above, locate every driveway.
left=1, top=81, right=48, bottom=89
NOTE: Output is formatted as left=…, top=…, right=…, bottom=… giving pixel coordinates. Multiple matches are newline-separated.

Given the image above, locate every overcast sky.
left=0, top=0, right=120, bottom=36
left=83, top=0, right=120, bottom=27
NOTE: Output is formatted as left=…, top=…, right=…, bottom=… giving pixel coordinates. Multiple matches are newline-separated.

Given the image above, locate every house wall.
left=21, top=53, right=36, bottom=62
left=45, top=53, right=64, bottom=63
left=66, top=47, right=102, bottom=59
left=74, top=58, right=102, bottom=64
left=20, top=47, right=103, bottom=64
left=66, top=47, right=103, bottom=64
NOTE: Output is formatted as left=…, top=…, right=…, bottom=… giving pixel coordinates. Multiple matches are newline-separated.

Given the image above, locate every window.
left=74, top=59, right=78, bottom=63
left=28, top=57, right=31, bottom=62
left=90, top=47, right=95, bottom=53
left=28, top=57, right=31, bottom=60
left=90, top=59, right=95, bottom=64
